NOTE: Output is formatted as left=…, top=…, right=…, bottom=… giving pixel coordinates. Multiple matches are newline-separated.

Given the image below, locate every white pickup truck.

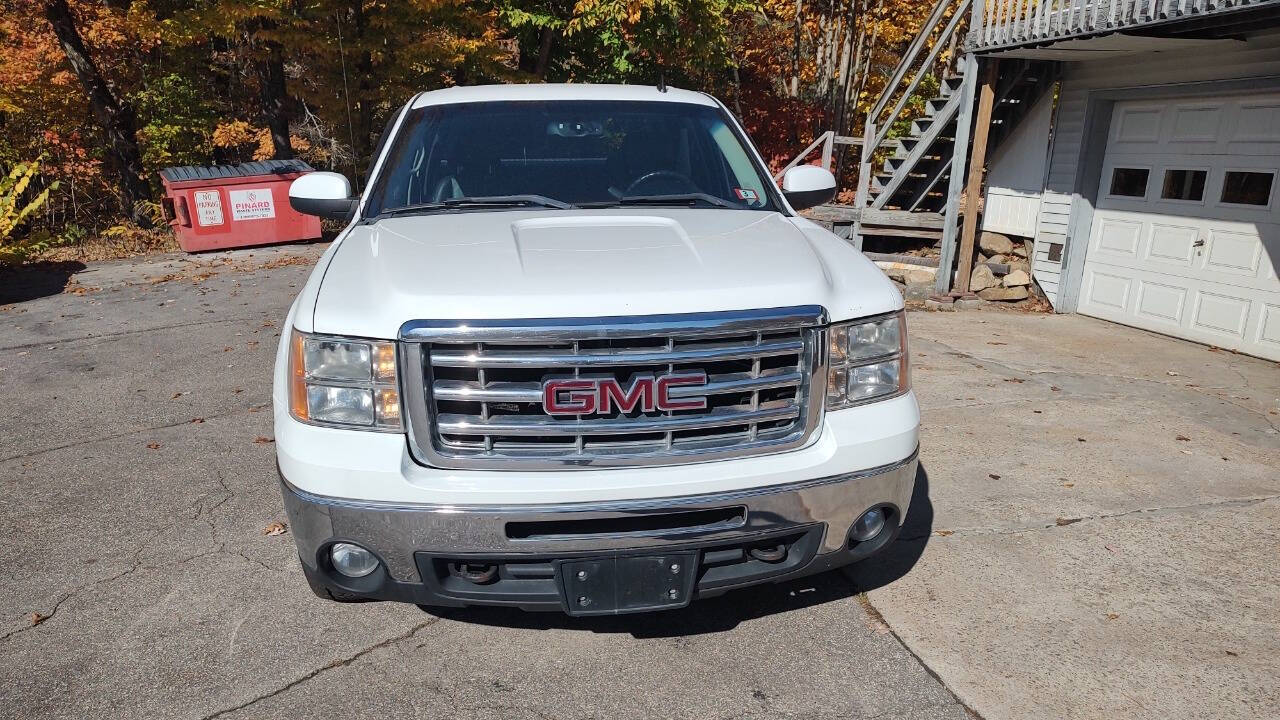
left=275, top=84, right=919, bottom=616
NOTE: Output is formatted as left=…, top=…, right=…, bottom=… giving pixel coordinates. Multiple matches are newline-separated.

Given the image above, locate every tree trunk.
left=258, top=41, right=294, bottom=160
left=44, top=0, right=152, bottom=226
left=790, top=0, right=802, bottom=96
left=534, top=26, right=556, bottom=79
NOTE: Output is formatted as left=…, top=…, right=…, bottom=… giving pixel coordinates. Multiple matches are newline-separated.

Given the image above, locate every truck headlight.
left=289, top=329, right=402, bottom=430
left=825, top=311, right=909, bottom=410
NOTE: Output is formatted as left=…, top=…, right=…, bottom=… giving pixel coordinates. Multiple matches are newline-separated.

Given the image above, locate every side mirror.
left=781, top=165, right=837, bottom=211
left=289, top=172, right=357, bottom=220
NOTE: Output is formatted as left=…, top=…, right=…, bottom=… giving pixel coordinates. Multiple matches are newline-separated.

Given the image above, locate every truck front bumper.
left=281, top=449, right=918, bottom=613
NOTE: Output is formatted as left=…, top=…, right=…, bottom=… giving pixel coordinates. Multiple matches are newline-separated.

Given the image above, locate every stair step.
left=926, top=97, right=950, bottom=115
left=910, top=117, right=934, bottom=135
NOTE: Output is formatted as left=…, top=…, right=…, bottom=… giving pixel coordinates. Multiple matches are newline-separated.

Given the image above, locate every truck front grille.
left=399, top=307, right=826, bottom=469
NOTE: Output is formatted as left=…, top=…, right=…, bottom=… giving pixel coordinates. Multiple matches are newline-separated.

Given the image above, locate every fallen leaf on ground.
left=1166, top=371, right=1179, bottom=376
left=1004, top=378, right=1025, bottom=383
left=1061, top=482, right=1075, bottom=488
left=1055, top=517, right=1081, bottom=526
left=171, top=392, right=185, bottom=399
left=190, top=418, right=204, bottom=424
left=1175, top=434, right=1191, bottom=441
left=1225, top=650, right=1239, bottom=657
left=934, top=530, right=954, bottom=537
left=987, top=341, right=1007, bottom=346
left=1050, top=386, right=1061, bottom=392
left=222, top=346, right=233, bottom=352
left=1104, top=545, right=1117, bottom=554
left=29, top=612, right=47, bottom=626
left=254, top=436, right=273, bottom=444
left=1105, top=613, right=1119, bottom=621
left=146, top=442, right=160, bottom=449
left=988, top=473, right=1001, bottom=480
left=1077, top=437, right=1087, bottom=443
left=1180, top=449, right=1193, bottom=455
left=262, top=521, right=288, bottom=536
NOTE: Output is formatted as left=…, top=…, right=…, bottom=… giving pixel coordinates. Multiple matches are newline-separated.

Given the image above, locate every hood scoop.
left=510, top=216, right=702, bottom=276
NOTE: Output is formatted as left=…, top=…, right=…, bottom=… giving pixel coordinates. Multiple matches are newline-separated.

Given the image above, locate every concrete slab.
left=859, top=307, right=1280, bottom=720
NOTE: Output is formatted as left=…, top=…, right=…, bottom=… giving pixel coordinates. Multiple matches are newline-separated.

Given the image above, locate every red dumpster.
left=159, top=159, right=323, bottom=252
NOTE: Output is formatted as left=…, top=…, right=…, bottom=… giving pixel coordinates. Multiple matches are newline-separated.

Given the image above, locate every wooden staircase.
left=868, top=59, right=1056, bottom=213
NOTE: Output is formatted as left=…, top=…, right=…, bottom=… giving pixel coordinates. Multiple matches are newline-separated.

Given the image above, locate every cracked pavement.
left=2, top=246, right=1277, bottom=719
left=0, top=246, right=967, bottom=720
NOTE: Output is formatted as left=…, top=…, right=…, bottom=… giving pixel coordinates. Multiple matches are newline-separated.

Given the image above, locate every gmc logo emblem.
left=542, top=372, right=708, bottom=416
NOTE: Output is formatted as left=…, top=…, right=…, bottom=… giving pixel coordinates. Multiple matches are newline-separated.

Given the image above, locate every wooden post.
left=953, top=59, right=1000, bottom=295
left=934, top=53, right=978, bottom=295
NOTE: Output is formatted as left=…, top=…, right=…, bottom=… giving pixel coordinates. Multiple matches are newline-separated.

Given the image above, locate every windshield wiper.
left=381, top=194, right=570, bottom=216
left=578, top=193, right=745, bottom=210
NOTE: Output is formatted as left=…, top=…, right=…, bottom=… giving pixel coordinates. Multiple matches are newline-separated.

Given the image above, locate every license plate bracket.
left=557, top=552, right=699, bottom=616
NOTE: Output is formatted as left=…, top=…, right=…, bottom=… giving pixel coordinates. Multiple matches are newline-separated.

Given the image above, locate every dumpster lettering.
left=194, top=190, right=224, bottom=227
left=229, top=188, right=277, bottom=221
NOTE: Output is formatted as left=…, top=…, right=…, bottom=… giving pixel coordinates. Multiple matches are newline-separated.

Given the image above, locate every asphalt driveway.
left=1, top=246, right=1276, bottom=719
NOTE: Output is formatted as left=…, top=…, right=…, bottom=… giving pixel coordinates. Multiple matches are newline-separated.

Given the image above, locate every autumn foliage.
left=0, top=0, right=950, bottom=261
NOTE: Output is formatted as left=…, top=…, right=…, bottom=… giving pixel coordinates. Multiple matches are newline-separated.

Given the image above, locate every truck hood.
left=310, top=209, right=901, bottom=338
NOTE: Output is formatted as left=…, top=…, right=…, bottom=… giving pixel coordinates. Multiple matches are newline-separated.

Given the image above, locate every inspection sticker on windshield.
left=228, top=188, right=276, bottom=221
left=733, top=188, right=759, bottom=201
left=193, top=190, right=224, bottom=226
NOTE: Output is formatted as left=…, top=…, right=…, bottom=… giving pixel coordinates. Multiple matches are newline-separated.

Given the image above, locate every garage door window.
left=1160, top=169, right=1207, bottom=202
left=1108, top=167, right=1149, bottom=198
left=1219, top=171, right=1274, bottom=206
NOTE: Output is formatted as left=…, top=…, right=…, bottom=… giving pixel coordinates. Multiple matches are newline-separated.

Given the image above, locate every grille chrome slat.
left=429, top=339, right=804, bottom=368
left=432, top=370, right=804, bottom=403
left=437, top=404, right=801, bottom=436
left=400, top=306, right=827, bottom=469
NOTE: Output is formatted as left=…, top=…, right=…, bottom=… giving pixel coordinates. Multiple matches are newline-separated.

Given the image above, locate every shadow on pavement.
left=427, top=464, right=934, bottom=637
left=843, top=463, right=934, bottom=594
left=0, top=260, right=87, bottom=304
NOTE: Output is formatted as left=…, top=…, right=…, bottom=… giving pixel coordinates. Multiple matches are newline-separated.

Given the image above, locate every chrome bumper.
left=282, top=449, right=919, bottom=588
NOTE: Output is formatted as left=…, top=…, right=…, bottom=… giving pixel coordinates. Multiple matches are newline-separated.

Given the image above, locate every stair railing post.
left=954, top=58, right=1000, bottom=294
left=855, top=121, right=875, bottom=209
left=934, top=52, right=981, bottom=295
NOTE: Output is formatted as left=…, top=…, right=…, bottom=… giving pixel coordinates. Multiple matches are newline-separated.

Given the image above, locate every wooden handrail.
left=855, top=0, right=969, bottom=209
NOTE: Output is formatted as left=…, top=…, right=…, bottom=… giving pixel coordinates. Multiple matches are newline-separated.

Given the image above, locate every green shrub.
left=0, top=156, right=65, bottom=265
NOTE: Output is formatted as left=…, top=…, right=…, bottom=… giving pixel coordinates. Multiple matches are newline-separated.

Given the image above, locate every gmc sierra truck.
left=276, top=84, right=919, bottom=616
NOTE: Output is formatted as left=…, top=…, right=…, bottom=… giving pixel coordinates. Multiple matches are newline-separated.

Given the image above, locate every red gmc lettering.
left=542, top=372, right=707, bottom=416
left=542, top=379, right=597, bottom=414
left=656, top=373, right=709, bottom=411
left=599, top=376, right=656, bottom=414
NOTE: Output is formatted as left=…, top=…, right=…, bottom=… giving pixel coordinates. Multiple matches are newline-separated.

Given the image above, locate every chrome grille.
left=399, top=307, right=826, bottom=469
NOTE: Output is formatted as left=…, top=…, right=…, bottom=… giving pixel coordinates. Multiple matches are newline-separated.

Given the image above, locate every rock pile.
left=968, top=231, right=1034, bottom=302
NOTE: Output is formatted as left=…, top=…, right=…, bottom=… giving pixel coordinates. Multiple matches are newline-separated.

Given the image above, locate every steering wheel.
left=624, top=170, right=698, bottom=196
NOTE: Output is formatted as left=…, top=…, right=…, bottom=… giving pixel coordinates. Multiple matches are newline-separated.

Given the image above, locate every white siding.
left=983, top=90, right=1055, bottom=237
left=1032, top=29, right=1280, bottom=307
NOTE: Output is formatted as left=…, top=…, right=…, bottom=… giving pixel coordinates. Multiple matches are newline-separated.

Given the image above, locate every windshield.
left=364, top=100, right=778, bottom=216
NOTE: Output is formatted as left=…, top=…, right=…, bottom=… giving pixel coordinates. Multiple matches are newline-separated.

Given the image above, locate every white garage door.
left=1078, top=94, right=1280, bottom=361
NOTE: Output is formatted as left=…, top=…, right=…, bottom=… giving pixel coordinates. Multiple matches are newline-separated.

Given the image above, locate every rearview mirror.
left=781, top=166, right=837, bottom=211
left=289, top=172, right=357, bottom=220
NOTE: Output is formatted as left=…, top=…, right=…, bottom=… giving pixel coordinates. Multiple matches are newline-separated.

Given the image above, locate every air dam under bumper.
left=282, top=450, right=918, bottom=613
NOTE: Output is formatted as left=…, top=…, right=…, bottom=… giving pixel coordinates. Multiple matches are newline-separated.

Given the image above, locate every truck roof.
left=409, top=83, right=718, bottom=109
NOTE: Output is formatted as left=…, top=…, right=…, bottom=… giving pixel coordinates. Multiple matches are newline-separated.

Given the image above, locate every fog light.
left=851, top=508, right=887, bottom=543
left=330, top=542, right=379, bottom=578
